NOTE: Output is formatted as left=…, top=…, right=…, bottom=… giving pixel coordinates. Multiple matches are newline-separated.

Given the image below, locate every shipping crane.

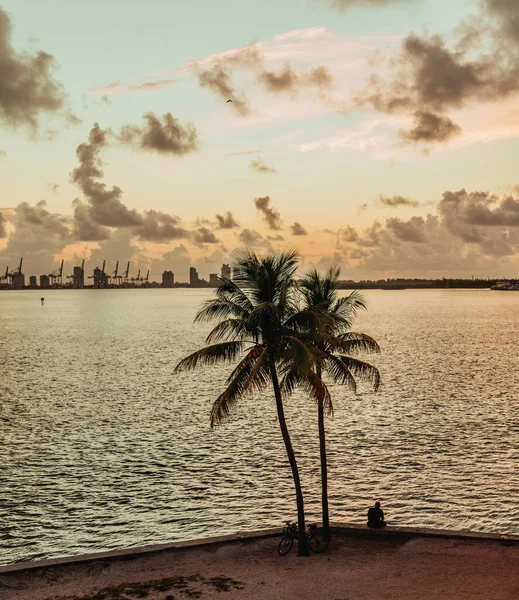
left=48, top=259, right=64, bottom=288
left=122, top=261, right=130, bottom=286
left=109, top=261, right=119, bottom=287
left=131, top=269, right=140, bottom=286
left=143, top=270, right=150, bottom=286
left=0, top=266, right=8, bottom=287
left=89, top=260, right=106, bottom=288
left=66, top=259, right=85, bottom=288
left=8, top=258, right=23, bottom=288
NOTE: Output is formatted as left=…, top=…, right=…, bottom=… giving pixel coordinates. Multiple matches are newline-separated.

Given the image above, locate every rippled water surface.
left=1, top=289, right=518, bottom=565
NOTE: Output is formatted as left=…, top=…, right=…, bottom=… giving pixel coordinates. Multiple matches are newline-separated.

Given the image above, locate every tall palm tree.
left=299, top=267, right=381, bottom=542
left=175, top=251, right=330, bottom=556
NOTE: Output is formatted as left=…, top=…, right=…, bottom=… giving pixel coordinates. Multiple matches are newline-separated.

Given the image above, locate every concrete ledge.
left=1, top=523, right=518, bottom=576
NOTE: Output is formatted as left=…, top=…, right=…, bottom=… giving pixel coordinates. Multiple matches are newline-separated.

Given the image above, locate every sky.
left=1, top=0, right=519, bottom=282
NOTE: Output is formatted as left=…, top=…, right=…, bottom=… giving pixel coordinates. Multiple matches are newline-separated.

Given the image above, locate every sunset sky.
left=1, top=0, right=519, bottom=281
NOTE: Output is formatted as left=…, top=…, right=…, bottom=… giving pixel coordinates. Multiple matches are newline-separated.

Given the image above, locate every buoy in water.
left=41, top=297, right=44, bottom=305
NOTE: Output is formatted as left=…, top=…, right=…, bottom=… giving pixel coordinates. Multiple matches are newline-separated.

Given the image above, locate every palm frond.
left=335, top=355, right=381, bottom=391
left=195, top=298, right=250, bottom=323
left=333, top=290, right=366, bottom=317
left=210, top=346, right=270, bottom=426
left=335, top=332, right=381, bottom=355
left=280, top=367, right=333, bottom=415
left=323, top=354, right=357, bottom=393
left=205, top=318, right=258, bottom=343
left=174, top=341, right=245, bottom=372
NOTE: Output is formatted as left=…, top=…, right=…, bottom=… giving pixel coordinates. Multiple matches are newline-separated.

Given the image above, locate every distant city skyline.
left=1, top=1, right=519, bottom=279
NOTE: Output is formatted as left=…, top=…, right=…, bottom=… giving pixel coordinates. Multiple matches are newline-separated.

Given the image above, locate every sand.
left=1, top=531, right=518, bottom=600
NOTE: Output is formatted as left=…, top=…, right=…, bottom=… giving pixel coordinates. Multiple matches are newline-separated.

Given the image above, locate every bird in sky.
left=226, top=99, right=233, bottom=103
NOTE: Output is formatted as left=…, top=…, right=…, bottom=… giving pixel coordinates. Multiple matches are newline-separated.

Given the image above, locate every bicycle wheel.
left=278, top=535, right=294, bottom=556
left=308, top=532, right=329, bottom=554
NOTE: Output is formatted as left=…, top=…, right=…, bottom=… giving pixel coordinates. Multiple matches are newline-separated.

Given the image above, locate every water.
left=0, top=289, right=518, bottom=565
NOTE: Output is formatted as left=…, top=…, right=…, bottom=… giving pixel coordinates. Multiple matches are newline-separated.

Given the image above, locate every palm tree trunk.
left=318, top=391, right=331, bottom=542
left=270, top=363, right=310, bottom=556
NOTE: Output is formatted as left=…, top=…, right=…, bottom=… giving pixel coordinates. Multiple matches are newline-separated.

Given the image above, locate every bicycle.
left=277, top=521, right=329, bottom=556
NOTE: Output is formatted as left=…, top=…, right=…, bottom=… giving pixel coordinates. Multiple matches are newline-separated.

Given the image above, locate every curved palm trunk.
left=318, top=395, right=331, bottom=542
left=270, top=364, right=310, bottom=556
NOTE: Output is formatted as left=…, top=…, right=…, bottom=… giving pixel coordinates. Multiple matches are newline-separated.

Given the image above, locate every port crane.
left=122, top=261, right=130, bottom=286
left=48, top=259, right=64, bottom=288
left=88, top=260, right=106, bottom=288
left=131, top=269, right=140, bottom=286
left=0, top=266, right=8, bottom=287
left=7, top=258, right=23, bottom=288
left=109, top=261, right=119, bottom=287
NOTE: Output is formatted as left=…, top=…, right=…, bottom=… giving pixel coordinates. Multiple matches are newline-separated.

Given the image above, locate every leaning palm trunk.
left=270, top=363, right=310, bottom=556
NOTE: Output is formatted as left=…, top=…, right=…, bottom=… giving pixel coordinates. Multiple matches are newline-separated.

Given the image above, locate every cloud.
left=195, top=64, right=250, bottom=116
left=267, top=234, right=285, bottom=241
left=192, top=227, right=220, bottom=247
left=258, top=64, right=333, bottom=93
left=88, top=79, right=177, bottom=96
left=356, top=2, right=519, bottom=144
left=238, top=228, right=272, bottom=248
left=254, top=196, right=283, bottom=230
left=216, top=211, right=239, bottom=229
left=118, top=112, right=198, bottom=156
left=71, top=199, right=111, bottom=241
left=386, top=216, right=427, bottom=242
left=71, top=124, right=143, bottom=231
left=250, top=157, right=277, bottom=173
left=290, top=222, right=308, bottom=235
left=399, top=111, right=462, bottom=144
left=0, top=200, right=71, bottom=274
left=338, top=226, right=359, bottom=242
left=0, top=211, right=6, bottom=237
left=0, top=8, right=67, bottom=131
left=47, top=182, right=60, bottom=194
left=379, top=195, right=420, bottom=208
left=134, top=210, right=190, bottom=243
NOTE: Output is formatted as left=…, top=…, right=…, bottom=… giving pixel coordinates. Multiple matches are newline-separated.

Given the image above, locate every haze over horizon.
left=1, top=0, right=519, bottom=282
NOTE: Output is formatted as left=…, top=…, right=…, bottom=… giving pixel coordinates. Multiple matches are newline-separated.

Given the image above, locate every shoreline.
left=1, top=524, right=518, bottom=600
left=2, top=523, right=518, bottom=574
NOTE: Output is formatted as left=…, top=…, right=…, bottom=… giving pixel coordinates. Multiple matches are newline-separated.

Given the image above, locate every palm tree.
left=299, top=267, right=381, bottom=542
left=175, top=251, right=330, bottom=556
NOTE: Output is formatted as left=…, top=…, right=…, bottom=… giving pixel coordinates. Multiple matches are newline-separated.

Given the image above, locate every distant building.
left=40, top=274, right=50, bottom=288
left=209, top=273, right=219, bottom=286
left=29, top=276, right=37, bottom=287
left=12, top=273, right=25, bottom=289
left=162, top=271, right=174, bottom=287
left=189, top=267, right=199, bottom=286
left=221, top=263, right=231, bottom=280
left=93, top=267, right=108, bottom=288
left=73, top=266, right=84, bottom=288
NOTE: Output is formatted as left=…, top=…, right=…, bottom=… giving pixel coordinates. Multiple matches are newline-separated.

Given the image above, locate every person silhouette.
left=367, top=501, right=386, bottom=528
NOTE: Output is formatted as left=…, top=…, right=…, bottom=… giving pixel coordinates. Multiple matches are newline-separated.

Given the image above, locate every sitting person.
left=367, top=501, right=386, bottom=528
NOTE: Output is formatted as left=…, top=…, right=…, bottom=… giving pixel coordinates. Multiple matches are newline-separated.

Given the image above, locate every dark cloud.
left=71, top=124, right=143, bottom=231
left=71, top=199, right=111, bottom=241
left=290, top=222, right=308, bottom=236
left=192, top=227, right=220, bottom=247
left=0, top=8, right=67, bottom=130
left=118, top=112, right=198, bottom=156
left=386, top=216, right=427, bottom=242
left=238, top=228, right=272, bottom=248
left=134, top=210, right=190, bottom=243
left=0, top=200, right=70, bottom=274
left=267, top=234, right=285, bottom=241
left=216, top=211, right=239, bottom=229
left=196, top=64, right=250, bottom=116
left=250, top=157, right=277, bottom=174
left=399, top=111, right=461, bottom=143
left=258, top=64, right=333, bottom=93
left=356, top=2, right=519, bottom=144
left=379, top=195, right=420, bottom=208
left=0, top=211, right=6, bottom=237
left=254, top=196, right=283, bottom=230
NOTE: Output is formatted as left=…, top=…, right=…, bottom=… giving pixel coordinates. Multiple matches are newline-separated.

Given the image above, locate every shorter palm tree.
left=175, top=251, right=330, bottom=556
left=299, top=267, right=381, bottom=542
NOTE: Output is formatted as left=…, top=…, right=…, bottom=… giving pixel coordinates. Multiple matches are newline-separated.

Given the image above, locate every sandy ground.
left=1, top=534, right=518, bottom=600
